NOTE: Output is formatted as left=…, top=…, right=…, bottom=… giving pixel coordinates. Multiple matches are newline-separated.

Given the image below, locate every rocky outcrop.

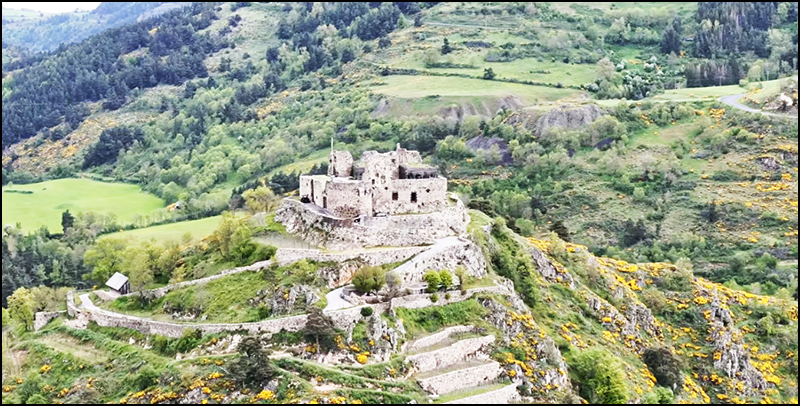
left=706, top=293, right=767, bottom=394
left=276, top=246, right=427, bottom=288
left=262, top=284, right=320, bottom=316
left=387, top=236, right=487, bottom=286
left=275, top=194, right=469, bottom=251
left=417, top=361, right=503, bottom=395
left=531, top=103, right=604, bottom=136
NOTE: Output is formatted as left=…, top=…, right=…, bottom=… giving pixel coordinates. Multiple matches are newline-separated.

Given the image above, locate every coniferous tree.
left=441, top=37, right=453, bottom=54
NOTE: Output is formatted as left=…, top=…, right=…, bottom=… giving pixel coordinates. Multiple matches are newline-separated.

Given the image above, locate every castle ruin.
left=277, top=145, right=469, bottom=250
left=299, top=144, right=447, bottom=219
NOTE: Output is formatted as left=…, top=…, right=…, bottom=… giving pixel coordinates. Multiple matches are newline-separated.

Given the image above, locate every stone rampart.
left=34, top=311, right=66, bottom=331
left=444, top=383, right=520, bottom=404
left=407, top=335, right=495, bottom=373
left=404, top=325, right=475, bottom=353
left=275, top=194, right=469, bottom=251
left=417, top=361, right=503, bottom=395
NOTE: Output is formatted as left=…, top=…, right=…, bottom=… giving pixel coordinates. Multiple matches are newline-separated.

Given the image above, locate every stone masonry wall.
left=34, top=311, right=66, bottom=331
left=275, top=195, right=469, bottom=250
left=444, top=383, right=520, bottom=404
left=390, top=285, right=511, bottom=310
left=328, top=150, right=354, bottom=178
left=407, top=335, right=495, bottom=373
left=417, top=361, right=504, bottom=395
left=403, top=325, right=475, bottom=353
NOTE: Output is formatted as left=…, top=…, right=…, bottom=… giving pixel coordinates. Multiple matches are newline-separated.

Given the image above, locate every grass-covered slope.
left=2, top=178, right=164, bottom=232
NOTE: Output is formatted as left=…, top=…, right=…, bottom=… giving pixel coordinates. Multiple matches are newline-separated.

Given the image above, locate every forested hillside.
left=1, top=2, right=798, bottom=404
left=1, top=2, right=191, bottom=53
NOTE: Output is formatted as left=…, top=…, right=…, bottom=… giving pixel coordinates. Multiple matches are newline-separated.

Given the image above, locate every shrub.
left=134, top=366, right=159, bottom=390
left=570, top=348, right=629, bottom=404
left=230, top=336, right=276, bottom=387
left=642, top=346, right=685, bottom=389
left=641, top=289, right=667, bottom=314
left=756, top=314, right=775, bottom=337
left=26, top=394, right=49, bottom=405
left=430, top=293, right=439, bottom=303
left=360, top=307, right=374, bottom=317
left=352, top=266, right=386, bottom=294
left=445, top=293, right=451, bottom=300
left=439, top=270, right=453, bottom=290
left=423, top=271, right=441, bottom=293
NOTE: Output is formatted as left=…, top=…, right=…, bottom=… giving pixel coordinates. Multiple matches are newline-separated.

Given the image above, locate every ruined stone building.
left=299, top=144, right=447, bottom=219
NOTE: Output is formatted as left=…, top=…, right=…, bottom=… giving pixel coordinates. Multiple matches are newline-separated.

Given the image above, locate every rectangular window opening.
left=392, top=192, right=398, bottom=201
left=411, top=192, right=417, bottom=203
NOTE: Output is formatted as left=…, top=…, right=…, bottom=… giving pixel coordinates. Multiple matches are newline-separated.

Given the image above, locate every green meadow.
left=370, top=75, right=582, bottom=102
left=2, top=178, right=164, bottom=232
left=99, top=215, right=223, bottom=244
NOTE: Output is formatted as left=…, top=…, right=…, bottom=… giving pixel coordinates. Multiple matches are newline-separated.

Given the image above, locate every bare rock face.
left=365, top=313, right=403, bottom=361
left=531, top=104, right=604, bottom=136
left=262, top=284, right=320, bottom=316
left=529, top=246, right=575, bottom=288
left=706, top=294, right=767, bottom=394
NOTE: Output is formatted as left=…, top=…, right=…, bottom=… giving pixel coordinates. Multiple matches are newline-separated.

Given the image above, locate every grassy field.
left=393, top=56, right=597, bottom=88
left=370, top=75, right=583, bottom=103
left=100, top=215, right=223, bottom=244
left=2, top=178, right=164, bottom=232
left=595, top=77, right=794, bottom=106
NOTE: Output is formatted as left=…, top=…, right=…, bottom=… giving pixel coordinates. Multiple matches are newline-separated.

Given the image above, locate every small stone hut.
left=105, top=272, right=130, bottom=295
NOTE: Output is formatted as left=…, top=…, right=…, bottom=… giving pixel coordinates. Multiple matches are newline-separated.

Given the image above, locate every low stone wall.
left=65, top=291, right=389, bottom=339
left=61, top=273, right=508, bottom=341
left=144, top=259, right=276, bottom=299
left=407, top=335, right=494, bottom=373
left=275, top=246, right=426, bottom=267
left=390, top=285, right=511, bottom=310
left=417, top=361, right=503, bottom=395
left=404, top=325, right=475, bottom=353
left=444, top=383, right=520, bottom=404
left=34, top=311, right=66, bottom=331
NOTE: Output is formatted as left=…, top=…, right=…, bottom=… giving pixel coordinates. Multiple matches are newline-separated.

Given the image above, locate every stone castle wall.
left=328, top=150, right=354, bottom=178
left=275, top=194, right=470, bottom=251
left=61, top=282, right=502, bottom=340
left=389, top=285, right=510, bottom=310
left=325, top=179, right=363, bottom=218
